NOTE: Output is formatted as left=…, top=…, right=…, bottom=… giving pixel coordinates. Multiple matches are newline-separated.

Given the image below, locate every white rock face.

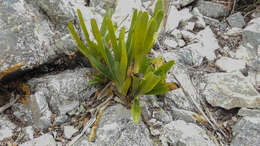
left=215, top=57, right=246, bottom=72
left=160, top=120, right=216, bottom=146
left=64, top=125, right=78, bottom=139
left=166, top=6, right=193, bottom=32
left=112, top=0, right=143, bottom=31
left=20, top=134, right=56, bottom=146
left=202, top=71, right=260, bottom=110
left=192, top=27, right=219, bottom=60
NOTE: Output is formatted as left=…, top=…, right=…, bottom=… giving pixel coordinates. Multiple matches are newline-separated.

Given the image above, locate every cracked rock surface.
left=1, top=0, right=260, bottom=145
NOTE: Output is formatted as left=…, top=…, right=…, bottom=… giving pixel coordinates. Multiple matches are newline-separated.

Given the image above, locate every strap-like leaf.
left=154, top=10, right=164, bottom=31
left=139, top=72, right=160, bottom=95
left=126, top=9, right=138, bottom=58
left=90, top=19, right=107, bottom=62
left=145, top=82, right=168, bottom=95
left=88, top=55, right=113, bottom=80
left=106, top=18, right=119, bottom=61
left=77, top=9, right=91, bottom=44
left=143, top=19, right=157, bottom=54
left=119, top=31, right=127, bottom=84
left=68, top=22, right=90, bottom=57
left=154, top=60, right=175, bottom=76
left=133, top=11, right=149, bottom=73
left=153, top=0, right=163, bottom=17
left=131, top=98, right=141, bottom=124
left=121, top=77, right=131, bottom=96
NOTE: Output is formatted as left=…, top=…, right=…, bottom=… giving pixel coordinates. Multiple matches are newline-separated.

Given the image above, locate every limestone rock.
left=202, top=71, right=260, bottom=110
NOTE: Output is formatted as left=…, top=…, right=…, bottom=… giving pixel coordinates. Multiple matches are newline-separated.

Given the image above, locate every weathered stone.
left=178, top=47, right=204, bottom=66
left=231, top=117, right=260, bottom=146
left=0, top=0, right=77, bottom=77
left=238, top=108, right=260, bottom=117
left=20, top=133, right=56, bottom=146
left=160, top=120, right=216, bottom=146
left=75, top=104, right=153, bottom=146
left=202, top=71, right=260, bottom=110
left=164, top=88, right=194, bottom=111
left=165, top=6, right=193, bottom=32
left=12, top=103, right=33, bottom=124
left=215, top=57, right=246, bottom=72
left=24, top=126, right=34, bottom=140
left=181, top=30, right=196, bottom=42
left=195, top=27, right=219, bottom=60
left=170, top=107, right=197, bottom=123
left=112, top=0, right=143, bottom=31
left=164, top=38, right=178, bottom=48
left=64, top=125, right=78, bottom=139
left=196, top=0, right=229, bottom=18
left=242, top=17, right=260, bottom=48
left=15, top=68, right=97, bottom=129
left=233, top=43, right=256, bottom=61
left=227, top=12, right=245, bottom=28
left=0, top=115, right=16, bottom=141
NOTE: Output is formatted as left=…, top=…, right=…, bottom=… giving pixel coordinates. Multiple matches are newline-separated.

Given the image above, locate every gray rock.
left=165, top=6, right=193, bottom=32
left=164, top=38, right=178, bottom=48
left=171, top=0, right=195, bottom=7
left=227, top=12, right=245, bottom=28
left=178, top=48, right=204, bottom=66
left=90, top=0, right=117, bottom=9
left=75, top=104, right=153, bottom=146
left=233, top=43, right=256, bottom=61
left=242, top=17, right=260, bottom=48
left=25, top=0, right=74, bottom=31
left=196, top=0, right=229, bottom=18
left=12, top=103, right=33, bottom=124
left=64, top=125, right=78, bottom=139
left=112, top=0, right=143, bottom=31
left=14, top=68, right=96, bottom=129
left=160, top=120, right=216, bottom=146
left=215, top=57, right=246, bottom=72
left=231, top=117, right=260, bottom=146
left=0, top=0, right=76, bottom=76
left=24, top=126, right=34, bottom=140
left=20, top=133, right=56, bottom=146
left=0, top=115, right=16, bottom=141
left=203, top=16, right=229, bottom=32
left=202, top=71, right=260, bottom=110
left=170, top=107, right=197, bottom=123
left=191, top=27, right=219, bottom=61
left=164, top=89, right=194, bottom=111
left=238, top=108, right=260, bottom=117
left=181, top=30, right=196, bottom=42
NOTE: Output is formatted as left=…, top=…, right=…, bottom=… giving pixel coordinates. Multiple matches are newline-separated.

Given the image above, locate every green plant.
left=68, top=0, right=175, bottom=124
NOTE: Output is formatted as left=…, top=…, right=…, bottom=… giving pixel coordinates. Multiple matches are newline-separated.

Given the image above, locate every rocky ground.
left=0, top=0, right=260, bottom=146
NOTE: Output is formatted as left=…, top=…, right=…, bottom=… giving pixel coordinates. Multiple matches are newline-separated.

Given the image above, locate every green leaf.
left=133, top=11, right=149, bottom=73
left=143, top=19, right=157, bottom=54
left=77, top=9, right=91, bottom=44
left=68, top=22, right=92, bottom=60
left=131, top=98, right=141, bottom=124
left=154, top=60, right=175, bottom=76
left=88, top=55, right=113, bottom=80
left=146, top=82, right=168, bottom=95
left=121, top=77, right=131, bottom=96
left=90, top=19, right=107, bottom=62
left=119, top=33, right=127, bottom=84
left=153, top=0, right=163, bottom=17
left=139, top=72, right=161, bottom=95
left=131, top=75, right=141, bottom=97
left=154, top=10, right=164, bottom=31
left=106, top=17, right=119, bottom=60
